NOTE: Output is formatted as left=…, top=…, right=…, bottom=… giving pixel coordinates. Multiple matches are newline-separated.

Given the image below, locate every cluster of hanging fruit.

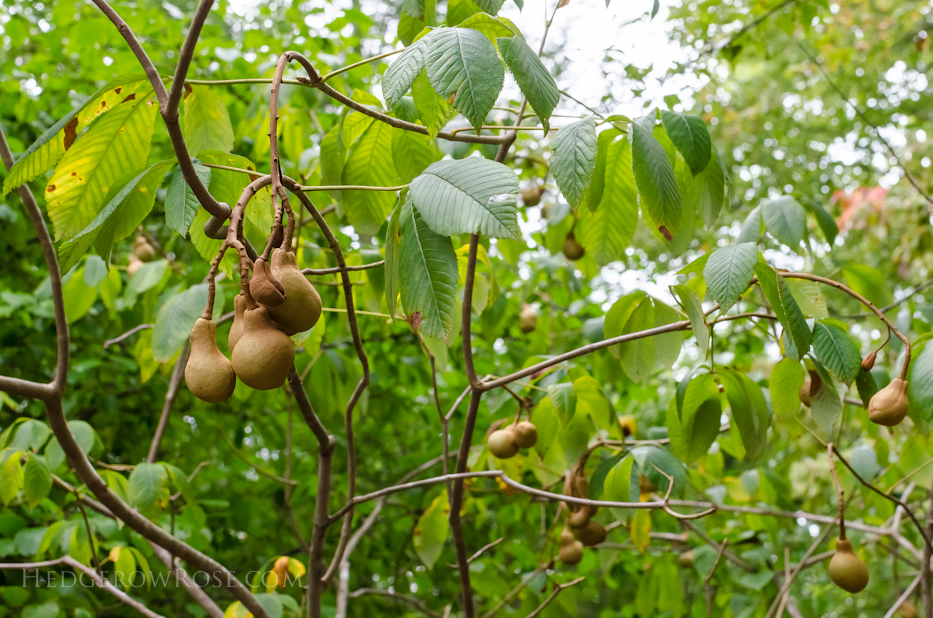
left=799, top=346, right=910, bottom=427
left=558, top=468, right=606, bottom=565
left=185, top=245, right=322, bottom=403
left=487, top=419, right=538, bottom=459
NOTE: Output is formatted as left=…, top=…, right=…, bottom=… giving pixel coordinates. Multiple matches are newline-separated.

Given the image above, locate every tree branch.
left=147, top=342, right=189, bottom=463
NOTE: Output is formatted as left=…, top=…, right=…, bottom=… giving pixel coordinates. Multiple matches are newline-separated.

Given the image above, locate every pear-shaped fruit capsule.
left=231, top=306, right=295, bottom=390
left=828, top=538, right=869, bottom=593
left=228, top=293, right=247, bottom=351
left=249, top=257, right=286, bottom=307
left=897, top=601, right=919, bottom=618
left=133, top=236, right=156, bottom=262
left=562, top=232, right=585, bottom=260
left=678, top=549, right=694, bottom=568
left=128, top=255, right=143, bottom=277
left=487, top=427, right=519, bottom=459
left=799, top=370, right=822, bottom=407
left=266, top=248, right=322, bottom=336
left=574, top=520, right=606, bottom=546
left=569, top=504, right=597, bottom=529
left=185, top=318, right=236, bottom=403
left=519, top=303, right=538, bottom=334
left=512, top=420, right=537, bottom=449
left=521, top=186, right=544, bottom=207
left=558, top=528, right=584, bottom=565
left=861, top=350, right=877, bottom=371
left=868, top=378, right=909, bottom=426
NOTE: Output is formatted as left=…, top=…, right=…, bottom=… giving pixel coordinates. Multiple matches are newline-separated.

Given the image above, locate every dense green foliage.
left=1, top=0, right=933, bottom=617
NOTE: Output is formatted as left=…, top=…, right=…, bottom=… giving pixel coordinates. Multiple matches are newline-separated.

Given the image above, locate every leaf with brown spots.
left=63, top=117, right=79, bottom=150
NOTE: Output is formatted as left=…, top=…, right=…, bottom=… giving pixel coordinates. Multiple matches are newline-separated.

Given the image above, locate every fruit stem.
left=827, top=442, right=846, bottom=540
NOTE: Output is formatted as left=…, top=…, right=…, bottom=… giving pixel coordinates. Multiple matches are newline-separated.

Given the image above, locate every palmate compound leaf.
left=551, top=117, right=598, bottom=211
left=399, top=198, right=459, bottom=341
left=409, top=157, right=520, bottom=238
left=45, top=92, right=158, bottom=241
left=424, top=27, right=504, bottom=129
left=496, top=35, right=559, bottom=131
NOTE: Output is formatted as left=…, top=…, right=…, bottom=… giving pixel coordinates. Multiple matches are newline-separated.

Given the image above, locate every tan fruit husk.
left=828, top=538, right=869, bottom=593
left=868, top=378, right=909, bottom=426
left=521, top=186, right=544, bottom=207
left=558, top=528, right=584, bottom=565
left=678, top=549, right=694, bottom=568
left=133, top=236, right=156, bottom=262
left=185, top=318, right=236, bottom=403
left=487, top=427, right=519, bottom=459
left=861, top=350, right=877, bottom=371
left=519, top=303, right=538, bottom=334
left=512, top=420, right=537, bottom=448
left=569, top=505, right=596, bottom=529
left=897, top=600, right=919, bottom=618
left=266, top=248, right=322, bottom=336
left=128, top=255, right=143, bottom=277
left=231, top=306, right=295, bottom=390
left=574, top=520, right=606, bottom=546
left=562, top=232, right=585, bottom=260
left=249, top=257, right=286, bottom=307
left=228, top=293, right=247, bottom=351
left=798, top=370, right=822, bottom=407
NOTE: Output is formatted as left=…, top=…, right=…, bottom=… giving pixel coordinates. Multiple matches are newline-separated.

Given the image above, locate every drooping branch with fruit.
left=1, top=1, right=933, bottom=617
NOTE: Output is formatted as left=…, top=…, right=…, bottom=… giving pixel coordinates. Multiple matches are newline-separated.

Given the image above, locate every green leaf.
left=46, top=93, right=158, bottom=241
left=2, top=75, right=148, bottom=196
left=473, top=0, right=505, bottom=14
left=1, top=452, right=24, bottom=506
left=754, top=262, right=811, bottom=360
left=686, top=147, right=725, bottom=228
left=393, top=129, right=439, bottom=185
left=458, top=13, right=521, bottom=42
left=551, top=117, right=598, bottom=210
left=805, top=199, right=838, bottom=244
left=414, top=491, right=449, bottom=569
left=183, top=85, right=235, bottom=157
left=573, top=376, right=609, bottom=429
left=737, top=206, right=764, bottom=243
left=22, top=454, right=52, bottom=509
left=673, top=285, right=708, bottom=358
left=618, top=297, right=656, bottom=382
left=383, top=37, right=430, bottom=108
left=812, top=320, right=861, bottom=383
left=770, top=358, right=804, bottom=417
left=630, top=113, right=683, bottom=237
left=601, top=455, right=634, bottom=502
left=603, top=291, right=647, bottom=359
left=576, top=136, right=638, bottom=265
left=842, top=264, right=894, bottom=308
left=385, top=201, right=402, bottom=320
left=761, top=196, right=806, bottom=248
left=409, top=158, right=519, bottom=238
left=497, top=36, right=559, bottom=131
left=584, top=128, right=622, bottom=212
left=342, top=121, right=400, bottom=235
left=151, top=284, right=209, bottom=362
left=412, top=71, right=453, bottom=139
left=908, top=341, right=933, bottom=423
left=58, top=161, right=173, bottom=274
left=653, top=299, right=684, bottom=368
left=399, top=199, right=459, bottom=341
left=719, top=369, right=771, bottom=462
left=127, top=462, right=169, bottom=518
left=425, top=27, right=504, bottom=129
left=659, top=111, right=711, bottom=176
left=165, top=162, right=211, bottom=237
left=667, top=373, right=721, bottom=464
left=128, top=259, right=169, bottom=295
left=703, top=243, right=758, bottom=312
left=547, top=383, right=577, bottom=420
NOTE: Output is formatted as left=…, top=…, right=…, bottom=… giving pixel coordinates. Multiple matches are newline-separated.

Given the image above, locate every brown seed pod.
left=521, top=186, right=544, bottom=207
left=574, top=520, right=606, bottom=547
left=128, top=255, right=143, bottom=277
left=558, top=528, right=584, bottom=565
left=249, top=257, right=286, bottom=307
left=228, top=293, right=247, bottom=351
left=799, top=370, right=822, bottom=407
left=519, top=303, right=538, bottom=334
left=562, top=232, right=585, bottom=260
left=828, top=538, right=869, bottom=593
left=861, top=350, right=877, bottom=372
left=487, top=427, right=519, bottom=459
left=133, top=236, right=156, bottom=262
left=897, top=601, right=919, bottom=618
left=678, top=549, right=694, bottom=568
left=569, top=504, right=597, bottom=529
left=266, top=248, right=322, bottom=336
left=512, top=420, right=538, bottom=449
left=184, top=318, right=236, bottom=403
left=231, top=306, right=295, bottom=390
left=868, top=378, right=909, bottom=426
